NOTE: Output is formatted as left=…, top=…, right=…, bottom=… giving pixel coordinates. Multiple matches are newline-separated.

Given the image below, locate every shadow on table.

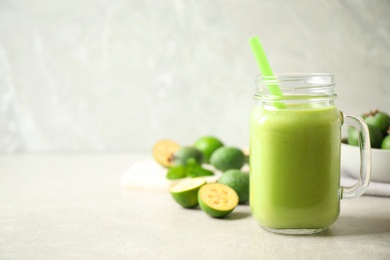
left=225, top=211, right=252, bottom=220
left=315, top=214, right=390, bottom=237
left=217, top=206, right=252, bottom=220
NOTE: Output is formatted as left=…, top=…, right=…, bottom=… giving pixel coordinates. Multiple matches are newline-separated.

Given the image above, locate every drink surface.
left=250, top=104, right=341, bottom=229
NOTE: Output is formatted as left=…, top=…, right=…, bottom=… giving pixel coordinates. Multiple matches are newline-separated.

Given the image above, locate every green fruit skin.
left=210, top=147, right=245, bottom=172
left=193, top=136, right=224, bottom=163
left=368, top=124, right=384, bottom=148
left=381, top=135, right=390, bottom=150
left=173, top=146, right=203, bottom=166
left=198, top=196, right=234, bottom=218
left=218, top=170, right=249, bottom=204
left=347, top=126, right=358, bottom=146
left=365, top=112, right=390, bottom=133
left=170, top=187, right=202, bottom=208
left=348, top=124, right=383, bottom=149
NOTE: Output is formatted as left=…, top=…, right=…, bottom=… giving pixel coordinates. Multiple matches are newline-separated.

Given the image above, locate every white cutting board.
left=121, top=159, right=224, bottom=192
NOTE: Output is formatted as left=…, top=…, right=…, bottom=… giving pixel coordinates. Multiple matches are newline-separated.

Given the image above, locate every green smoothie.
left=250, top=104, right=342, bottom=230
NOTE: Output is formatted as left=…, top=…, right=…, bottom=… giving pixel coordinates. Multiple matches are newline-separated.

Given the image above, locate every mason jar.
left=249, top=73, right=371, bottom=235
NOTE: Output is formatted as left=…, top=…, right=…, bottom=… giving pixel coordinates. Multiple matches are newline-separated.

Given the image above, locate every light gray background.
left=1, top=0, right=389, bottom=152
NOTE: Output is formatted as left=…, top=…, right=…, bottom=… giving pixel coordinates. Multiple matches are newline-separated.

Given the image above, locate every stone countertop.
left=1, top=153, right=390, bottom=259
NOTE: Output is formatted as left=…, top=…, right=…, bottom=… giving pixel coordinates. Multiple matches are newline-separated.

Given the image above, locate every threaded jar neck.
left=254, top=73, right=337, bottom=107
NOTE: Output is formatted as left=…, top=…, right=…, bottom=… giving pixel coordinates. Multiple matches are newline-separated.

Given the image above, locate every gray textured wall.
left=1, top=0, right=390, bottom=152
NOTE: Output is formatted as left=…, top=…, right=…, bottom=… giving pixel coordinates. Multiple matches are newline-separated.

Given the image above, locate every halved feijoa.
left=152, top=139, right=180, bottom=167
left=198, top=183, right=238, bottom=218
left=170, top=177, right=207, bottom=208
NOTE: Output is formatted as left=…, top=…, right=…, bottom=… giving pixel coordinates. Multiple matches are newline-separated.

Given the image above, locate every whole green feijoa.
left=348, top=126, right=359, bottom=146
left=368, top=124, right=384, bottom=149
left=210, top=146, right=245, bottom=172
left=218, top=170, right=249, bottom=204
left=348, top=124, right=383, bottom=149
left=364, top=110, right=390, bottom=134
left=172, top=146, right=203, bottom=166
left=193, top=136, right=224, bottom=163
left=381, top=135, right=390, bottom=150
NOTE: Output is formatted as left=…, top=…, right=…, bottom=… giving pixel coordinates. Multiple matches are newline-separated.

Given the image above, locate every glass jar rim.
left=254, top=73, right=337, bottom=103
left=256, top=73, right=334, bottom=83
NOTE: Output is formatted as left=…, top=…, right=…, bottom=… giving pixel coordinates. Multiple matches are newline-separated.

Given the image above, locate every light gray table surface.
left=1, top=153, right=390, bottom=260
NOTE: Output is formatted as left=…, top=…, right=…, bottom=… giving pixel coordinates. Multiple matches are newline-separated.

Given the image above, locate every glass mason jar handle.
left=341, top=113, right=372, bottom=199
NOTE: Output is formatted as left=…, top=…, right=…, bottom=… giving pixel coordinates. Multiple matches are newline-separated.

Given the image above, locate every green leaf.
left=166, top=165, right=187, bottom=180
left=166, top=158, right=215, bottom=180
left=187, top=167, right=214, bottom=178
left=186, top=158, right=214, bottom=178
